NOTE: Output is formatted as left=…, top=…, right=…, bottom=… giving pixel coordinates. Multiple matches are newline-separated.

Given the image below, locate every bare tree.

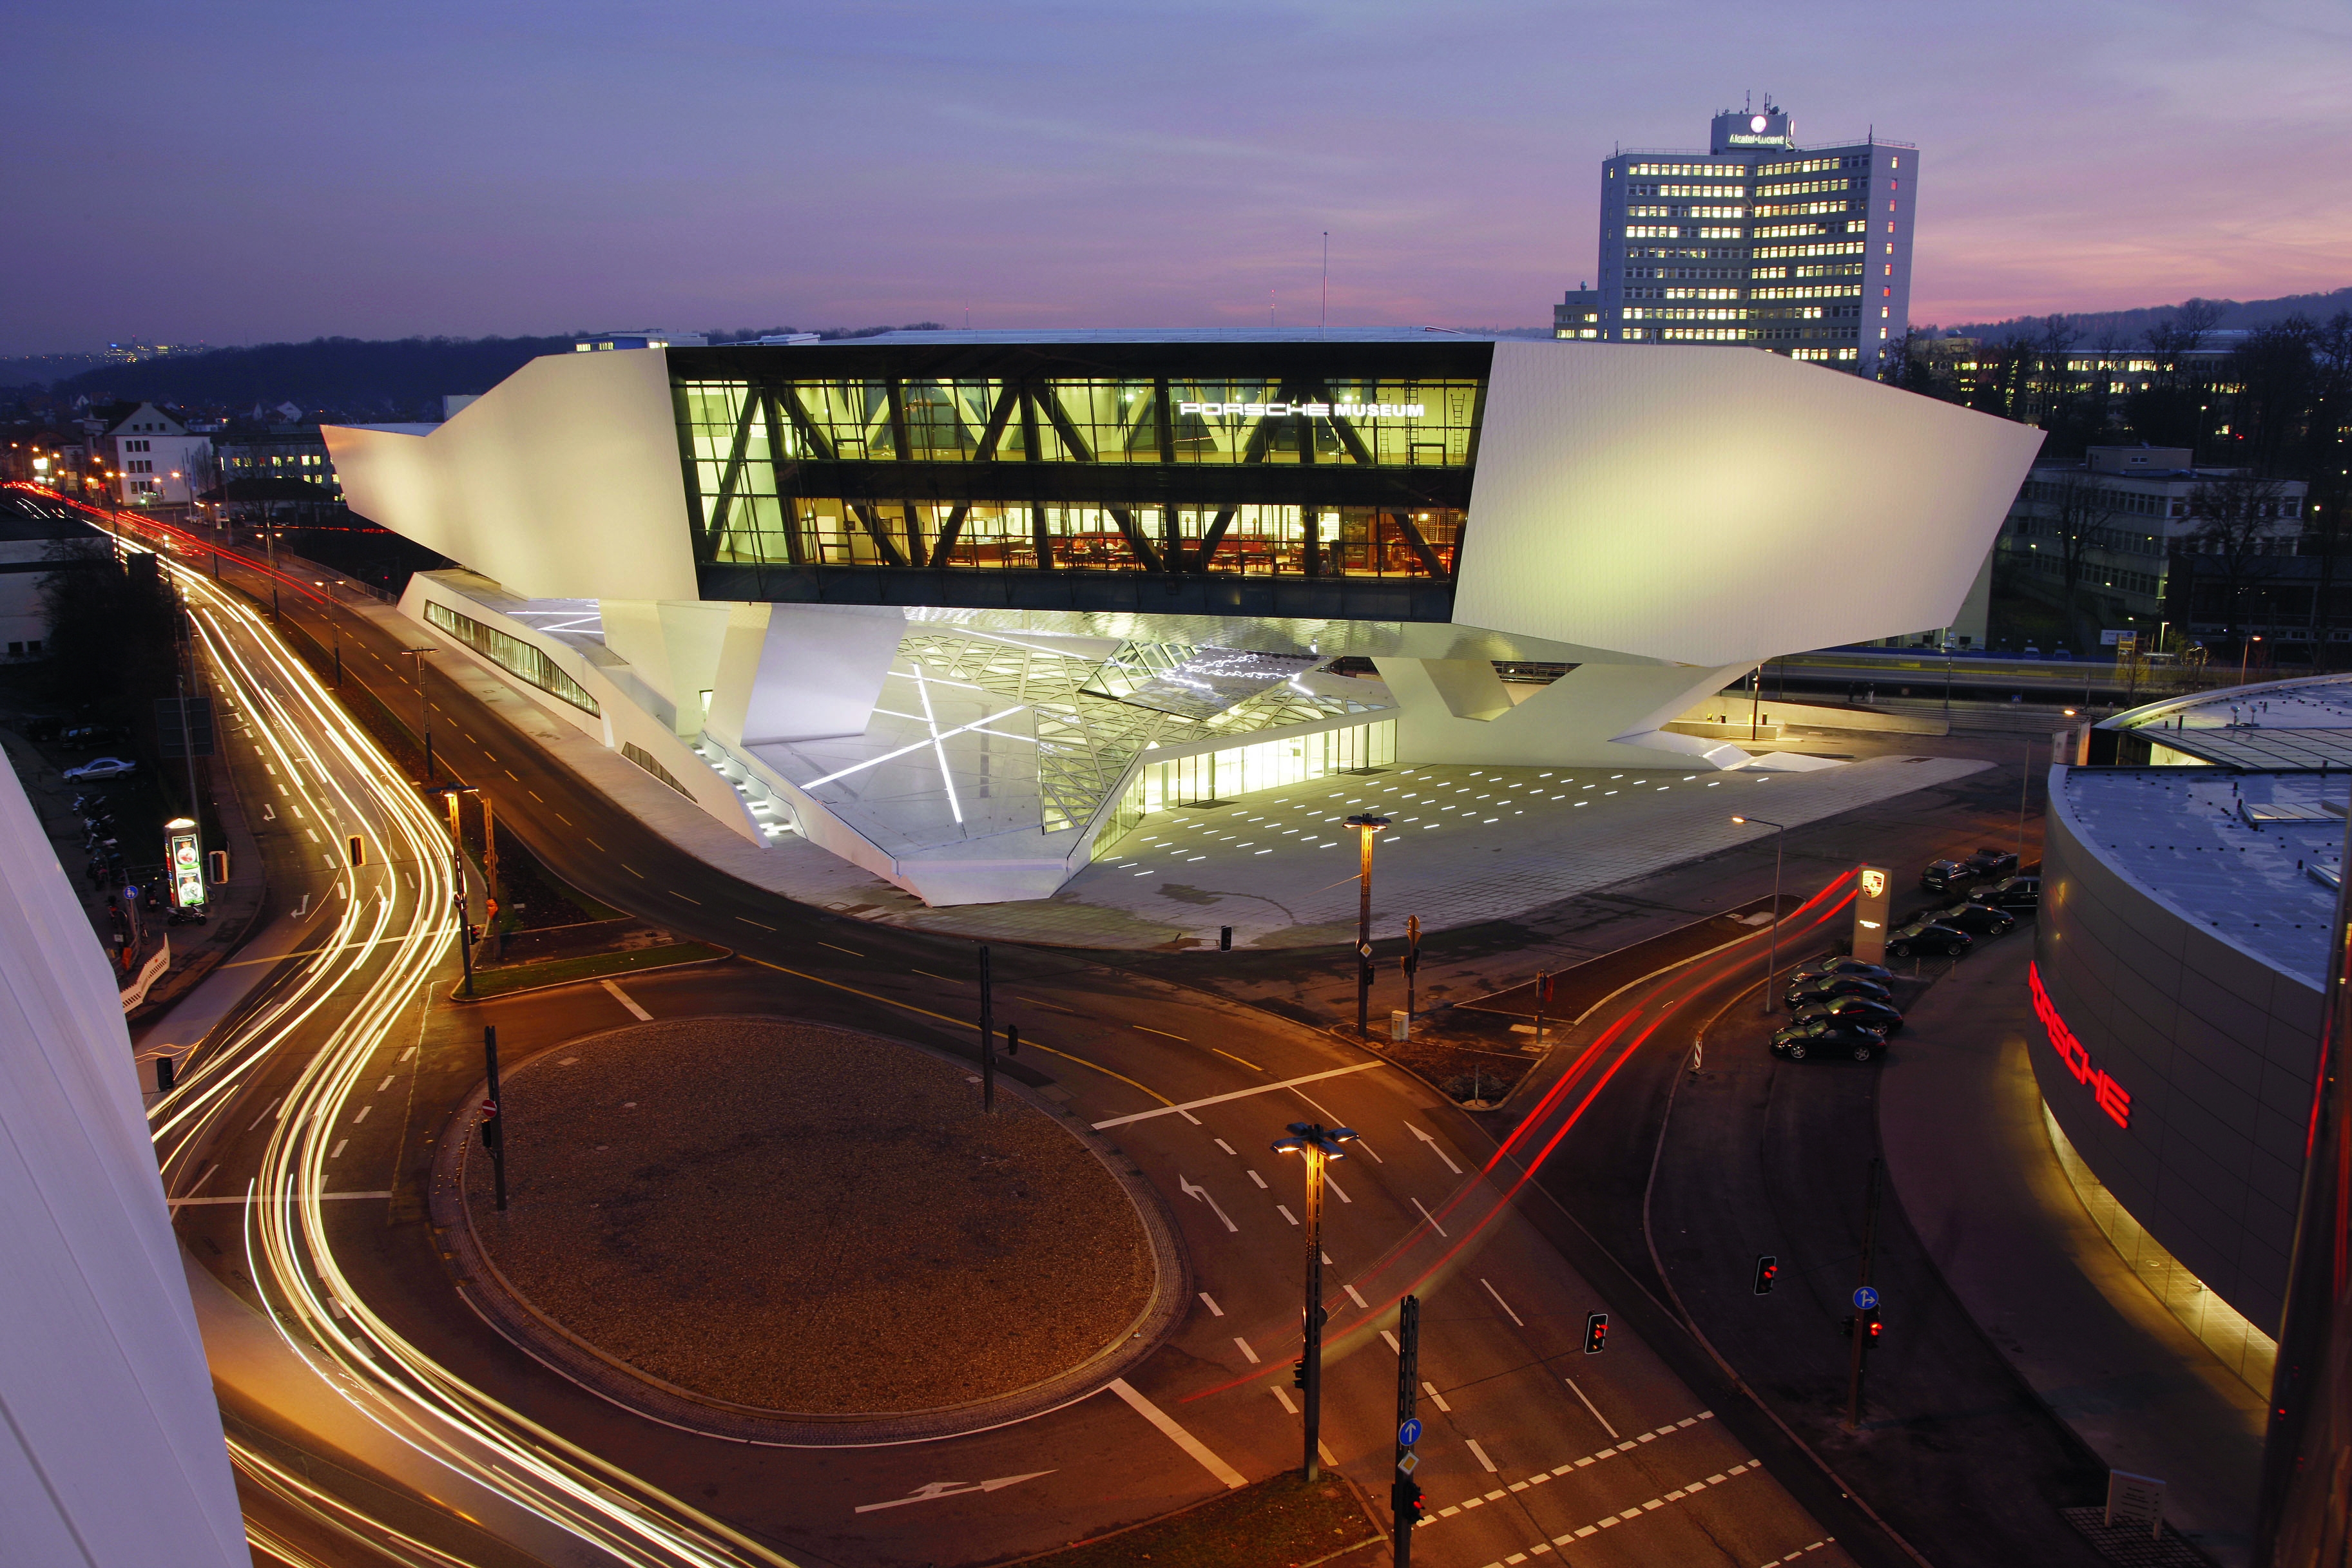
left=2188, top=472, right=2293, bottom=647
left=2040, top=470, right=2119, bottom=647
left=2304, top=313, right=2352, bottom=665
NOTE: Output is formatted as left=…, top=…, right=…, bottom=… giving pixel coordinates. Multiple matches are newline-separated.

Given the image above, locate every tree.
left=2301, top=313, right=2352, bottom=664
left=2129, top=298, right=2224, bottom=448
left=2039, top=471, right=2120, bottom=647
left=2186, top=472, right=2293, bottom=649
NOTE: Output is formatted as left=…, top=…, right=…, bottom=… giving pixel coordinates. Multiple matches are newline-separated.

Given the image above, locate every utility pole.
left=401, top=647, right=439, bottom=780
left=1392, top=1294, right=1422, bottom=1566
left=978, top=944, right=994, bottom=1113
left=481, top=1024, right=507, bottom=1212
left=481, top=791, right=500, bottom=908
left=2018, top=735, right=2033, bottom=863
left=1273, top=1121, right=1358, bottom=1480
left=1844, top=1156, right=1882, bottom=1429
left=439, top=786, right=477, bottom=997
left=1732, top=816, right=1787, bottom=1012
left=1346, top=814, right=1391, bottom=1036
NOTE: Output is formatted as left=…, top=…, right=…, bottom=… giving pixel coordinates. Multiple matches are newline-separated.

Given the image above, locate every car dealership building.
left=325, top=330, right=2037, bottom=905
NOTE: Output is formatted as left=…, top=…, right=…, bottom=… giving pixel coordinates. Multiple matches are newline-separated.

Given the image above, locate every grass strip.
left=1012, top=1473, right=1378, bottom=1568
left=461, top=942, right=727, bottom=999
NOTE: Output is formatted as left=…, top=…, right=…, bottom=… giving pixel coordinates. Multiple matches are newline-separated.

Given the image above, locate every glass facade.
left=666, top=342, right=1485, bottom=609
left=1099, top=720, right=1395, bottom=854
left=422, top=600, right=601, bottom=716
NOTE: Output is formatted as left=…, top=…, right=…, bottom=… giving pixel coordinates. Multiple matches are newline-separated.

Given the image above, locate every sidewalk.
left=1880, top=936, right=2265, bottom=1566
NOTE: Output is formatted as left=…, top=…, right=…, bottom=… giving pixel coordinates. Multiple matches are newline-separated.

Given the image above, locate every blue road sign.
left=1399, top=1419, right=1423, bottom=1448
left=1853, top=1286, right=1880, bottom=1312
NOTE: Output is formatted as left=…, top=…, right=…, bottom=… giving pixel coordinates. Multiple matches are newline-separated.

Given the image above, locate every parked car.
left=1792, top=995, right=1905, bottom=1035
left=1784, top=973, right=1894, bottom=1009
left=1964, top=847, right=2021, bottom=878
left=1921, top=847, right=2020, bottom=894
left=1771, top=1017, right=1888, bottom=1062
left=63, top=756, right=137, bottom=782
left=1927, top=901, right=2016, bottom=937
left=1980, top=875, right=2040, bottom=912
left=1887, top=919, right=1974, bottom=959
left=61, top=724, right=116, bottom=745
left=1789, top=956, right=1895, bottom=986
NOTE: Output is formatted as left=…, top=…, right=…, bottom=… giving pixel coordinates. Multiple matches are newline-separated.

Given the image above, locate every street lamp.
left=1271, top=1120, right=1356, bottom=1482
left=399, top=647, right=439, bottom=779
left=2241, top=634, right=2263, bottom=688
left=1731, top=816, right=1787, bottom=1013
left=1345, top=813, right=1391, bottom=1037
left=428, top=783, right=481, bottom=997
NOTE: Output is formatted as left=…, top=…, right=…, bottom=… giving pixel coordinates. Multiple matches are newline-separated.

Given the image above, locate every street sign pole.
left=1845, top=1156, right=1882, bottom=1429
left=483, top=1024, right=507, bottom=1212
left=978, top=945, right=994, bottom=1113
left=1393, top=1294, right=1420, bottom=1567
left=1304, top=1147, right=1326, bottom=1481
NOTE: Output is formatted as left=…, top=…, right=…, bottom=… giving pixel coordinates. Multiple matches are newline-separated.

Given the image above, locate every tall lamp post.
left=1271, top=1120, right=1356, bottom=1482
left=1345, top=813, right=1390, bottom=1037
left=430, top=783, right=480, bottom=997
left=2241, top=633, right=2263, bottom=688
left=399, top=647, right=439, bottom=780
left=1731, top=815, right=1786, bottom=1013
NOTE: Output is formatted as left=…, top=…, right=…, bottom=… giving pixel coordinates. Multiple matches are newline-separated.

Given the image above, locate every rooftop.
left=2112, top=674, right=2352, bottom=770
left=2061, top=766, right=2340, bottom=988
left=825, top=327, right=1528, bottom=347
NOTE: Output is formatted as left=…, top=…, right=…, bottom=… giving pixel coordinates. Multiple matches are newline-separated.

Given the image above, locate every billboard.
left=168, top=827, right=206, bottom=910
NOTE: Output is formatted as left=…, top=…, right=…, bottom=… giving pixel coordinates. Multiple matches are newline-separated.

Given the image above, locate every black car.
left=1922, top=847, right=2020, bottom=894
left=1887, top=919, right=1973, bottom=959
left=1771, top=1017, right=1887, bottom=1062
left=1792, top=995, right=1904, bottom=1035
left=1980, top=875, right=2039, bottom=912
left=1784, top=973, right=1894, bottom=1009
left=1927, top=901, right=2016, bottom=937
left=1789, top=956, right=1895, bottom=986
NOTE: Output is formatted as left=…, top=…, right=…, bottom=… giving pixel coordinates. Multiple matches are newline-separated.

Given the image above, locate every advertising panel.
left=1853, top=864, right=1891, bottom=964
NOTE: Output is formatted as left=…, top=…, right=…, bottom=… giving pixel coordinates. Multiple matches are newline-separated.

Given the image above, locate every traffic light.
left=1584, top=1311, right=1608, bottom=1354
left=1753, top=1255, right=1778, bottom=1296
left=1866, top=1312, right=1883, bottom=1350
left=1390, top=1478, right=1424, bottom=1525
left=1841, top=1312, right=1884, bottom=1350
left=1291, top=1358, right=1307, bottom=1389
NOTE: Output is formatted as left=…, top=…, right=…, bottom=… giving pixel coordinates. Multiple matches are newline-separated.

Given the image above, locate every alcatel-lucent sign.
left=1179, top=400, right=1428, bottom=421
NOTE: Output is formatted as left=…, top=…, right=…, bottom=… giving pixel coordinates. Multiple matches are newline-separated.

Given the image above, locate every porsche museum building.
left=326, top=330, right=2037, bottom=905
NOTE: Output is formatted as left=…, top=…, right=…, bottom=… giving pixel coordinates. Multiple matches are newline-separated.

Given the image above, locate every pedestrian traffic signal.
left=1753, top=1255, right=1778, bottom=1295
left=1584, top=1311, right=1608, bottom=1354
left=1390, top=1477, right=1425, bottom=1525
left=1291, top=1357, right=1307, bottom=1389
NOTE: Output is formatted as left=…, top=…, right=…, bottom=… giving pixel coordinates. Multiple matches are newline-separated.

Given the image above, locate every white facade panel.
left=0, top=764, right=247, bottom=1567
left=1455, top=341, right=2043, bottom=667
left=325, top=349, right=698, bottom=602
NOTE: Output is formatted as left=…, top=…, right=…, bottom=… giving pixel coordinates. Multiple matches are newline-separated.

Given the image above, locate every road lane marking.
left=741, top=953, right=1182, bottom=1114
left=1422, top=1381, right=1452, bottom=1412
left=1278, top=1205, right=1298, bottom=1225
left=852, top=1473, right=1054, bottom=1514
left=1411, top=1123, right=1464, bottom=1174
left=1234, top=1337, right=1259, bottom=1364
left=1137, top=1025, right=1186, bottom=1040
left=1468, top=1439, right=1498, bottom=1473
left=1211, top=1047, right=1264, bottom=1072
left=1017, top=995, right=1079, bottom=1013
left=1199, top=1292, right=1224, bottom=1317
left=329, top=1140, right=347, bottom=1159
left=248, top=1097, right=282, bottom=1131
left=304, top=827, right=320, bottom=843
left=1412, top=1197, right=1448, bottom=1236
left=1565, top=1377, right=1617, bottom=1440
left=621, top=863, right=643, bottom=878
left=1481, top=1278, right=1525, bottom=1327
left=820, top=942, right=862, bottom=955
left=352, top=1104, right=372, bottom=1124
left=1179, top=1176, right=1239, bottom=1233
left=601, top=979, right=652, bottom=1020
left=377, top=1076, right=395, bottom=1092
left=1345, top=1283, right=1370, bottom=1310
left=670, top=891, right=700, bottom=903
left=1213, top=1138, right=1236, bottom=1154
left=1272, top=1385, right=1298, bottom=1414
left=1091, top=1062, right=1383, bottom=1130
left=1325, top=1172, right=1352, bottom=1204
left=528, top=790, right=543, bottom=801
left=1108, top=1379, right=1245, bottom=1489
left=1246, top=1169, right=1267, bottom=1189
left=1382, top=1330, right=1401, bottom=1353
left=912, top=970, right=956, bottom=982
left=736, top=917, right=775, bottom=931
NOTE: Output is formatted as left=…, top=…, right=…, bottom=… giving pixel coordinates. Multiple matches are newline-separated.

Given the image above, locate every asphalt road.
left=64, top=510, right=1880, bottom=1568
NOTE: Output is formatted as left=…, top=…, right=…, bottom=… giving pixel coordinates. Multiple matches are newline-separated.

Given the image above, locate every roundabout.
left=430, top=1015, right=1185, bottom=1443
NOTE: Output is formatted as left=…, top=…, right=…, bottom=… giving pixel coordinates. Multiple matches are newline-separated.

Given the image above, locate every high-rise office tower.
left=1594, top=100, right=1914, bottom=372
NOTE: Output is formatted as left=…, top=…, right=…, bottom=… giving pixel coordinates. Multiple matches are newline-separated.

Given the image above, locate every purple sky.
left=6, top=1, right=2346, bottom=356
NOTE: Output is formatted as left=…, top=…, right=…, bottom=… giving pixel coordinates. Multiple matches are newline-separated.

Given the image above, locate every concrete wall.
left=2034, top=770, right=2323, bottom=1333
left=0, top=762, right=247, bottom=1566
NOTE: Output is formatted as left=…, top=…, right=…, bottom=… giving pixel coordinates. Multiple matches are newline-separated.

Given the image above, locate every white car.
left=63, top=756, right=137, bottom=782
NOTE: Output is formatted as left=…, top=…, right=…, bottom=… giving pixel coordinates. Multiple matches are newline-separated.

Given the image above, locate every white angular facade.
left=329, top=331, right=2040, bottom=904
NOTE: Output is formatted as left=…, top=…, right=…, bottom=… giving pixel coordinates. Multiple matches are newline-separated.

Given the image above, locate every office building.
left=325, top=330, right=2034, bottom=905
left=1554, top=286, right=1601, bottom=339
left=92, top=401, right=212, bottom=506
left=1595, top=100, right=1915, bottom=373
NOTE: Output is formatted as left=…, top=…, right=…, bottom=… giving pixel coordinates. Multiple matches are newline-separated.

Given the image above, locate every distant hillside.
left=39, top=334, right=579, bottom=419
left=1940, top=285, right=2352, bottom=343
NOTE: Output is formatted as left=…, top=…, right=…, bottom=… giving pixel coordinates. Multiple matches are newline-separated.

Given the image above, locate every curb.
left=445, top=944, right=732, bottom=1004
left=429, top=1013, right=1193, bottom=1447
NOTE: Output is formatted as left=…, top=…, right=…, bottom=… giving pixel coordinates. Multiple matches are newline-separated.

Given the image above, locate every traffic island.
left=430, top=1016, right=1185, bottom=1442
left=1010, top=1473, right=1380, bottom=1567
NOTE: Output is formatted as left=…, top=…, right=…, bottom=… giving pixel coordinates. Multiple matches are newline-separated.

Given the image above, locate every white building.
left=325, top=330, right=2039, bottom=905
left=98, top=402, right=211, bottom=506
left=1597, top=100, right=1916, bottom=375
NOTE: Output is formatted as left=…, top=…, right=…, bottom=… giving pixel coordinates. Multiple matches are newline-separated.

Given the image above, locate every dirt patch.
left=464, top=1018, right=1157, bottom=1415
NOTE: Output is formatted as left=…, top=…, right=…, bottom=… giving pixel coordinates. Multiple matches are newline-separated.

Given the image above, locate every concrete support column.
left=705, top=604, right=906, bottom=748
left=1373, top=656, right=1759, bottom=769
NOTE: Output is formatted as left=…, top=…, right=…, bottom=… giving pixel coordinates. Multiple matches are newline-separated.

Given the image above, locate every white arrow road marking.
left=1181, top=1176, right=1239, bottom=1232
left=853, top=1472, right=1054, bottom=1513
left=1110, top=1379, right=1246, bottom=1489
left=1410, top=1123, right=1463, bottom=1174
